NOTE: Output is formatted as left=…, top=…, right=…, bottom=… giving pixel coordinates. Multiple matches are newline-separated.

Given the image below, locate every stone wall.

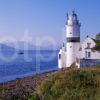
left=80, top=59, right=100, bottom=67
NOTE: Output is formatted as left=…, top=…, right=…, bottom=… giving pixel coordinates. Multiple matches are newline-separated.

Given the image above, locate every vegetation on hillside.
left=92, top=33, right=100, bottom=51
left=29, top=68, right=100, bottom=100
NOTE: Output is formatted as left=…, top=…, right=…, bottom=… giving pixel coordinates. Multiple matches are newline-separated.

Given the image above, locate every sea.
left=0, top=50, right=58, bottom=83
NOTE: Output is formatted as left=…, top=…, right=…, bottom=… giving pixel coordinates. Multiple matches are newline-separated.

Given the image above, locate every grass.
left=29, top=68, right=100, bottom=100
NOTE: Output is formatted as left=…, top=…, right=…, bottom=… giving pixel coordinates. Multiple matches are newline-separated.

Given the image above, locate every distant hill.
left=0, top=43, right=15, bottom=52
left=0, top=41, right=59, bottom=51
left=0, top=43, right=16, bottom=58
left=0, top=41, right=35, bottom=50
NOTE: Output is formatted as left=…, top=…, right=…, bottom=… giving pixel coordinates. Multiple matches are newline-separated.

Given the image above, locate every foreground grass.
left=29, top=68, right=100, bottom=100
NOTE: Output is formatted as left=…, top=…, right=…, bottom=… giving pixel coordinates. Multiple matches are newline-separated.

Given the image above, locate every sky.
left=0, top=0, right=100, bottom=45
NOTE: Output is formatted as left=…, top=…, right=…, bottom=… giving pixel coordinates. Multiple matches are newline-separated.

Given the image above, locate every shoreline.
left=0, top=69, right=57, bottom=100
left=0, top=69, right=57, bottom=85
left=0, top=68, right=58, bottom=84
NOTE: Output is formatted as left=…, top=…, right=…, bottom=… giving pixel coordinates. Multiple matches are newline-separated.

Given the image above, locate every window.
left=87, top=43, right=91, bottom=48
left=79, top=47, right=82, bottom=51
left=85, top=51, right=87, bottom=58
left=59, top=54, right=61, bottom=59
left=88, top=52, right=91, bottom=58
left=85, top=51, right=91, bottom=58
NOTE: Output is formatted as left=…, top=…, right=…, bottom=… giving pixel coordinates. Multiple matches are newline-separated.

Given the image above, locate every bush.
left=28, top=93, right=40, bottom=100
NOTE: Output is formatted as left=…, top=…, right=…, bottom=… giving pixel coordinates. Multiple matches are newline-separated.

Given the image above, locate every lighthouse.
left=66, top=11, right=81, bottom=67
left=58, top=10, right=100, bottom=69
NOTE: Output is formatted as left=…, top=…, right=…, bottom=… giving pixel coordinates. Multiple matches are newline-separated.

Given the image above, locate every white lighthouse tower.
left=58, top=10, right=100, bottom=69
left=66, top=11, right=81, bottom=67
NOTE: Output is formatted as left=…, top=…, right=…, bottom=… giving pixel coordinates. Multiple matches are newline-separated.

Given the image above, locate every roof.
left=91, top=38, right=96, bottom=42
left=86, top=35, right=96, bottom=43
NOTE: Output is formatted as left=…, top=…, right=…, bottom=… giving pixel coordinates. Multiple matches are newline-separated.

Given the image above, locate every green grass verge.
left=28, top=68, right=100, bottom=100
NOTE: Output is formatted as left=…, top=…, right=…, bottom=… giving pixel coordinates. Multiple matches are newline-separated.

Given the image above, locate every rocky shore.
left=0, top=70, right=57, bottom=100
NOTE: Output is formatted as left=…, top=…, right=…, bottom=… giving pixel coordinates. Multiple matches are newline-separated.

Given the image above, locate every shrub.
left=28, top=93, right=40, bottom=100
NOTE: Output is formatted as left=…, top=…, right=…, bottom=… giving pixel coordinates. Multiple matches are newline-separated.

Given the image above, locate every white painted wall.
left=91, top=51, right=100, bottom=59
left=66, top=43, right=80, bottom=67
left=58, top=48, right=66, bottom=69
left=66, top=23, right=80, bottom=38
left=81, top=37, right=100, bottom=59
left=66, top=11, right=80, bottom=67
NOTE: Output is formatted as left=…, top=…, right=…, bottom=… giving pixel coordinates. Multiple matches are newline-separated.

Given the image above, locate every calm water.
left=0, top=50, right=58, bottom=83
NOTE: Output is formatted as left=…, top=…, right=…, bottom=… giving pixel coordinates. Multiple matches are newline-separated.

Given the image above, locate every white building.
left=58, top=11, right=100, bottom=68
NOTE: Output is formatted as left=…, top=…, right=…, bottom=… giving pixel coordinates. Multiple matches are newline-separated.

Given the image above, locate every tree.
left=96, top=33, right=100, bottom=40
left=92, top=33, right=100, bottom=51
